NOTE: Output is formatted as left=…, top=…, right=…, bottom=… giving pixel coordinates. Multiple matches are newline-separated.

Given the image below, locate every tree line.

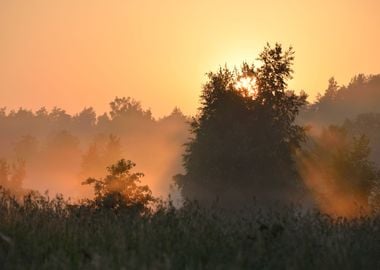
left=175, top=43, right=380, bottom=215
left=1, top=43, right=380, bottom=216
left=0, top=99, right=188, bottom=198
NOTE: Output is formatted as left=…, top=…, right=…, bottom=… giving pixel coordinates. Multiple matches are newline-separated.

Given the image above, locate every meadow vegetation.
left=1, top=187, right=380, bottom=270
left=1, top=43, right=380, bottom=269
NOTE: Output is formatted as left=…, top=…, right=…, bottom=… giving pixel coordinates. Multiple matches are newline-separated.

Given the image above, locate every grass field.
left=0, top=190, right=380, bottom=270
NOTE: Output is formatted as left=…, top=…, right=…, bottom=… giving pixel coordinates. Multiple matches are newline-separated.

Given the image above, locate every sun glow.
left=234, top=76, right=257, bottom=98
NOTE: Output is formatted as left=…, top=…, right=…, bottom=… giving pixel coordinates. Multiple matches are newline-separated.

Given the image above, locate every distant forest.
left=0, top=98, right=188, bottom=199
left=300, top=74, right=380, bottom=165
left=1, top=48, right=380, bottom=216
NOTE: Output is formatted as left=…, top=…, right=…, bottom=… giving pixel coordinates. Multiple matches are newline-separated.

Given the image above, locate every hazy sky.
left=1, top=0, right=379, bottom=117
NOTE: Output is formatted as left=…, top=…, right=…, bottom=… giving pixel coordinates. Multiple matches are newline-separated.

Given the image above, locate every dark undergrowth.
left=0, top=189, right=380, bottom=270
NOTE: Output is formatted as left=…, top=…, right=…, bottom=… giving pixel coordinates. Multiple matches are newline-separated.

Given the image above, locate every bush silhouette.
left=82, top=159, right=156, bottom=214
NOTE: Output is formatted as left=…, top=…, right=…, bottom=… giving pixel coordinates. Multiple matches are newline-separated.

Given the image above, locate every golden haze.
left=0, top=0, right=380, bottom=116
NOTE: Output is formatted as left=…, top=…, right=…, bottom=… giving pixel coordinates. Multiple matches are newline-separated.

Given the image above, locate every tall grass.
left=0, top=189, right=379, bottom=269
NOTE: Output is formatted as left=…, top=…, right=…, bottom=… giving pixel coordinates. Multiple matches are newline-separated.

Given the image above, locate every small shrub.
left=82, top=159, right=156, bottom=214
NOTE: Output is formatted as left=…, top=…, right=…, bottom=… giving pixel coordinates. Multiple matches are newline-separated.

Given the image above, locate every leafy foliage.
left=343, top=113, right=380, bottom=165
left=299, top=126, right=380, bottom=216
left=82, top=159, right=156, bottom=213
left=300, top=74, right=380, bottom=127
left=109, top=96, right=153, bottom=121
left=176, top=43, right=307, bottom=205
left=0, top=97, right=189, bottom=198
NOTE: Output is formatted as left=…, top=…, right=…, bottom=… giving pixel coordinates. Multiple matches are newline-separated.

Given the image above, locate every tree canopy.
left=83, top=159, right=156, bottom=214
left=175, top=43, right=308, bottom=205
left=299, top=126, right=380, bottom=216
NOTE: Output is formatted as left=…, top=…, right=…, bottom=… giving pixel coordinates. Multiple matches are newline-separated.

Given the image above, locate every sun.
left=234, top=76, right=257, bottom=97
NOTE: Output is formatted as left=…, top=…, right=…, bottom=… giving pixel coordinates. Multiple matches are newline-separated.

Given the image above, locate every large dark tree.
left=175, top=43, right=307, bottom=205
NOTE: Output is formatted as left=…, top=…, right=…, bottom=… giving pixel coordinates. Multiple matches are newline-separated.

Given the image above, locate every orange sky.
left=1, top=0, right=379, bottom=117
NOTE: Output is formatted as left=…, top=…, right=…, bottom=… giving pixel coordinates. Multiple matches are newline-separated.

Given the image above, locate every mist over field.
left=2, top=66, right=380, bottom=269
left=1, top=1, right=380, bottom=269
left=0, top=99, right=189, bottom=200
left=1, top=46, right=380, bottom=270
left=2, top=73, right=380, bottom=215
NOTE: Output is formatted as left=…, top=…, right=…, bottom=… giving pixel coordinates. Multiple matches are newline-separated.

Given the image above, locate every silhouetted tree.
left=43, top=130, right=81, bottom=171
left=72, top=107, right=96, bottom=136
left=158, top=107, right=189, bottom=143
left=321, top=77, right=339, bottom=102
left=104, top=135, right=123, bottom=164
left=13, top=135, right=38, bottom=161
left=96, top=112, right=111, bottom=134
left=299, top=74, right=380, bottom=127
left=176, top=43, right=307, bottom=205
left=109, top=97, right=152, bottom=121
left=80, top=134, right=123, bottom=179
left=49, top=107, right=72, bottom=129
left=0, top=98, right=189, bottom=199
left=83, top=159, right=156, bottom=213
left=343, top=113, right=380, bottom=165
left=299, top=126, right=380, bottom=216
